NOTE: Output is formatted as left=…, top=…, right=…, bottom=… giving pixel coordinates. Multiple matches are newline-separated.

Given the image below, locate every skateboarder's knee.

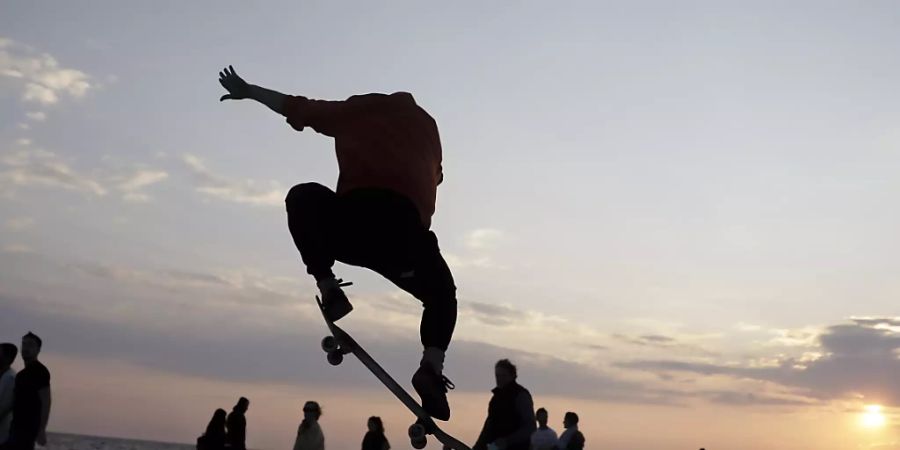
left=286, top=182, right=332, bottom=208
left=422, top=290, right=457, bottom=309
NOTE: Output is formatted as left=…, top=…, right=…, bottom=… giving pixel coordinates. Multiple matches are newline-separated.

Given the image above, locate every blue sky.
left=2, top=2, right=900, bottom=449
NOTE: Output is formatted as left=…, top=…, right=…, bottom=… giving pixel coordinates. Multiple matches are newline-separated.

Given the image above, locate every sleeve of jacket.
left=282, top=92, right=413, bottom=137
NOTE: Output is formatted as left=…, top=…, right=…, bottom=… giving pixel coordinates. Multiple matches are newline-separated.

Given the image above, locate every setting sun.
left=861, top=405, right=887, bottom=428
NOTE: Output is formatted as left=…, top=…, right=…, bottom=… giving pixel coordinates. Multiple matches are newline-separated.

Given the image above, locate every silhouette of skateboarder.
left=219, top=66, right=457, bottom=420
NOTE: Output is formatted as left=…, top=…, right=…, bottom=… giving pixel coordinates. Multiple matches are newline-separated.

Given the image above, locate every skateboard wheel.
left=327, top=350, right=343, bottom=366
left=321, top=336, right=338, bottom=352
left=410, top=436, right=427, bottom=449
left=408, top=423, right=426, bottom=439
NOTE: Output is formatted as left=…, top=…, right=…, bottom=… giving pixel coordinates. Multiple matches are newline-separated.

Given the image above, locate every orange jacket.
left=283, top=92, right=443, bottom=228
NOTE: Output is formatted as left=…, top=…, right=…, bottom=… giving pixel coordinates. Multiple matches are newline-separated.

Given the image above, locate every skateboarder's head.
left=563, top=412, right=579, bottom=428
left=21, top=331, right=42, bottom=362
left=536, top=408, right=549, bottom=427
left=494, top=358, right=517, bottom=388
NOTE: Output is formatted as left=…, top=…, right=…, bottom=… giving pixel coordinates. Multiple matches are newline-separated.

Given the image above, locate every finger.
left=220, top=71, right=227, bottom=80
left=220, top=94, right=232, bottom=101
left=229, top=65, right=237, bottom=76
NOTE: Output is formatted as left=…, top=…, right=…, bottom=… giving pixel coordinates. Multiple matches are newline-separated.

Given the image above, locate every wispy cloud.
left=0, top=147, right=168, bottom=201
left=5, top=216, right=34, bottom=231
left=0, top=148, right=106, bottom=196
left=618, top=318, right=900, bottom=406
left=464, top=228, right=505, bottom=251
left=182, top=154, right=285, bottom=206
left=25, top=111, right=46, bottom=121
left=2, top=244, right=33, bottom=254
left=0, top=37, right=92, bottom=106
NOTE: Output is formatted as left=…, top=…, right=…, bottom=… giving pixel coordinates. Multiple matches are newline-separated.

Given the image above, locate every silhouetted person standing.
left=293, top=401, right=324, bottom=450
left=529, top=408, right=558, bottom=450
left=361, top=416, right=389, bottom=450
left=0, top=344, right=18, bottom=445
left=6, top=332, right=51, bottom=450
left=218, top=66, right=458, bottom=420
left=474, top=359, right=536, bottom=450
left=557, top=412, right=584, bottom=450
left=197, top=409, right=227, bottom=450
left=226, top=397, right=249, bottom=450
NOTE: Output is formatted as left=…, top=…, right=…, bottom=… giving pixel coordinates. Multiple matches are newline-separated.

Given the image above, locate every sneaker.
left=319, top=278, right=353, bottom=322
left=412, top=364, right=454, bottom=420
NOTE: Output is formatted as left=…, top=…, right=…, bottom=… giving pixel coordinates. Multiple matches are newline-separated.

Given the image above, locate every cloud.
left=444, top=253, right=506, bottom=270
left=464, top=228, right=504, bottom=251
left=0, top=147, right=168, bottom=201
left=697, top=390, right=813, bottom=406
left=0, top=38, right=92, bottom=106
left=462, top=301, right=530, bottom=326
left=611, top=332, right=719, bottom=358
left=182, top=154, right=285, bottom=206
left=0, top=148, right=106, bottom=196
left=2, top=244, right=32, bottom=254
left=70, top=262, right=301, bottom=307
left=0, top=288, right=680, bottom=406
left=619, top=318, right=900, bottom=406
left=25, top=111, right=46, bottom=121
left=114, top=169, right=168, bottom=203
left=5, top=217, right=34, bottom=231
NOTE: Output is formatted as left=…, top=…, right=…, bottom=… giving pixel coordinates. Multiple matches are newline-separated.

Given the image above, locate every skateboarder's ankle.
left=421, top=347, right=445, bottom=373
left=317, top=276, right=340, bottom=291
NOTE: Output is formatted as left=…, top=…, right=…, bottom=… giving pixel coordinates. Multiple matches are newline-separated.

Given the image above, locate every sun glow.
left=860, top=405, right=886, bottom=428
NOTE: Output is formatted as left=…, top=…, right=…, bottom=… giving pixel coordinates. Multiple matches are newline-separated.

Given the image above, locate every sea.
left=44, top=433, right=196, bottom=450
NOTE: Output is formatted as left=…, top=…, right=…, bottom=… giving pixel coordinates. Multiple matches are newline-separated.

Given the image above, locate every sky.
left=1, top=1, right=899, bottom=449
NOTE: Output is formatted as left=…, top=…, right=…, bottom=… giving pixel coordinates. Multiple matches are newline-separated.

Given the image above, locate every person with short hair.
left=473, top=359, right=536, bottom=450
left=529, top=408, right=558, bottom=450
left=557, top=412, right=584, bottom=450
left=0, top=343, right=18, bottom=445
left=293, top=401, right=324, bottom=450
left=6, top=332, right=51, bottom=450
left=226, top=397, right=250, bottom=450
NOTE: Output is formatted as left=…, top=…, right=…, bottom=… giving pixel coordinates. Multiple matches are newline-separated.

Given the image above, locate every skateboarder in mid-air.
left=218, top=66, right=457, bottom=420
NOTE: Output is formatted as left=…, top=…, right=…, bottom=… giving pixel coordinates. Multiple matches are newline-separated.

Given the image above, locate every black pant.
left=285, top=183, right=457, bottom=351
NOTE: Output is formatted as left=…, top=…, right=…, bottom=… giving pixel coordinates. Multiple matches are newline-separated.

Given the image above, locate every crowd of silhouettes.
left=197, top=397, right=249, bottom=450
left=194, top=358, right=592, bottom=450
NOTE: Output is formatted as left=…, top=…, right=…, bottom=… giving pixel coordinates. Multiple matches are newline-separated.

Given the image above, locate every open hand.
left=219, top=65, right=250, bottom=101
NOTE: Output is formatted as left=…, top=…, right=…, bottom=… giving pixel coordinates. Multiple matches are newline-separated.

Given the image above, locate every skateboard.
left=316, top=295, right=471, bottom=450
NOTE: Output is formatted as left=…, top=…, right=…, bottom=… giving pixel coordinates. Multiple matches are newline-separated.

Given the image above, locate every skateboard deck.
left=316, top=296, right=471, bottom=450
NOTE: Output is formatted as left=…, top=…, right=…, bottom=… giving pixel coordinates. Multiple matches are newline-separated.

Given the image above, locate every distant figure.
left=293, top=401, right=324, bottom=450
left=5, top=332, right=51, bottom=450
left=529, top=408, right=558, bottom=450
left=473, top=359, right=536, bottom=450
left=218, top=66, right=458, bottom=420
left=556, top=412, right=584, bottom=450
left=0, top=343, right=18, bottom=445
left=226, top=397, right=250, bottom=450
left=361, top=416, right=390, bottom=450
left=197, top=408, right=227, bottom=450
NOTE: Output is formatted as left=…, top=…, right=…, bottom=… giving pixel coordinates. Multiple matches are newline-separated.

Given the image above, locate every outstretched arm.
left=219, top=65, right=288, bottom=115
